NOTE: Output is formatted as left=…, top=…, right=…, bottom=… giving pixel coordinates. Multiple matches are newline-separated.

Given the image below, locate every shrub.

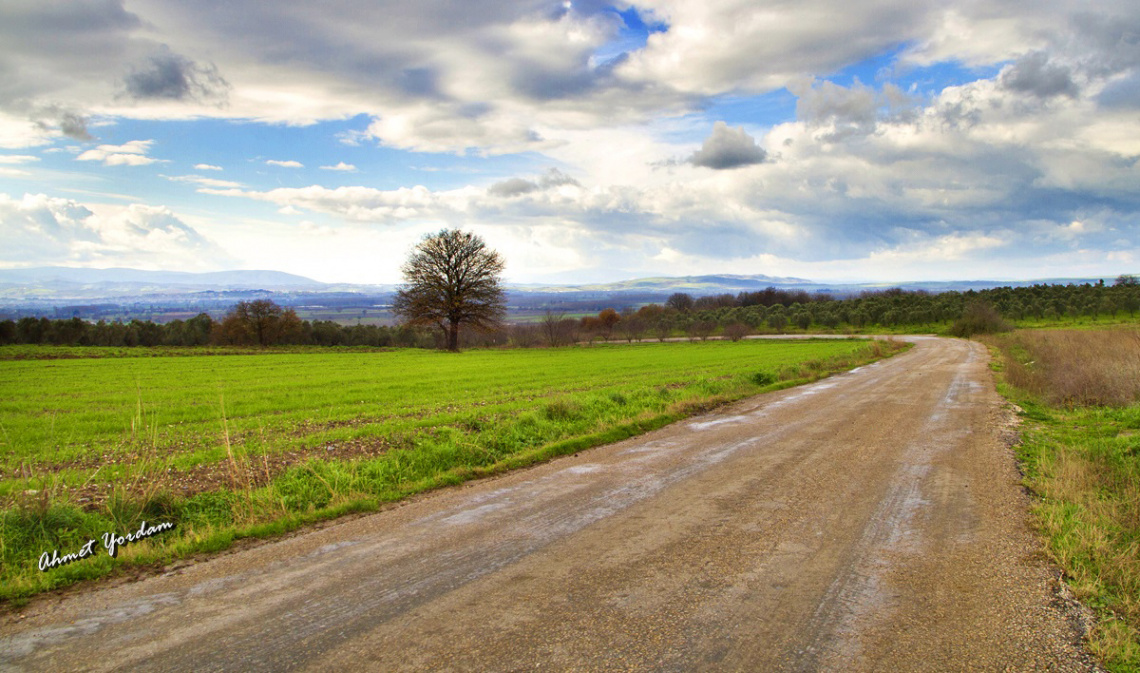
left=724, top=323, right=750, bottom=342
left=949, top=301, right=1011, bottom=337
left=751, top=371, right=776, bottom=386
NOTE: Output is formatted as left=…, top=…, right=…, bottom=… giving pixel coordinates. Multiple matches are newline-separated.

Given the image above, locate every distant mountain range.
left=0, top=267, right=323, bottom=288
left=0, top=266, right=1118, bottom=303
left=514, top=274, right=815, bottom=293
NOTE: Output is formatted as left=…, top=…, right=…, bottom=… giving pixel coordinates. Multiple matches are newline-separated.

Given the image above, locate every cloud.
left=791, top=79, right=879, bottom=127
left=488, top=168, right=579, bottom=197
left=266, top=159, right=303, bottom=168
left=76, top=140, right=164, bottom=166
left=194, top=163, right=223, bottom=170
left=0, top=155, right=38, bottom=177
left=0, top=193, right=231, bottom=269
left=2, top=0, right=1135, bottom=158
left=689, top=122, right=766, bottom=170
left=487, top=177, right=538, bottom=198
left=121, top=45, right=230, bottom=103
left=319, top=162, right=357, bottom=171
left=35, top=108, right=94, bottom=141
left=164, top=174, right=244, bottom=189
left=999, top=52, right=1079, bottom=99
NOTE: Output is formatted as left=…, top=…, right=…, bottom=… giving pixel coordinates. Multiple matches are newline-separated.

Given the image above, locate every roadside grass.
left=0, top=338, right=908, bottom=603
left=985, top=328, right=1140, bottom=672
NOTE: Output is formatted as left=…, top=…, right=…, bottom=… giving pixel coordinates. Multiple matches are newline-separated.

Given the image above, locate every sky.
left=1, top=0, right=1138, bottom=285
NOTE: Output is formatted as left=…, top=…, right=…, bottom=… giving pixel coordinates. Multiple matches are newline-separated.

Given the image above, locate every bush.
left=723, top=323, right=750, bottom=342
left=751, top=371, right=776, bottom=386
left=949, top=301, right=1011, bottom=337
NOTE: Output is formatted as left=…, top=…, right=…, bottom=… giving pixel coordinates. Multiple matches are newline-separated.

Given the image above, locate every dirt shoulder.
left=0, top=337, right=1099, bottom=671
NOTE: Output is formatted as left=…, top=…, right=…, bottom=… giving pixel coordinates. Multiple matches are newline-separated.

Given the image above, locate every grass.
left=0, top=338, right=907, bottom=603
left=986, top=328, right=1140, bottom=672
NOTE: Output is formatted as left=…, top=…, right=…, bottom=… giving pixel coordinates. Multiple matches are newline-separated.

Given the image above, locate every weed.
left=751, top=371, right=776, bottom=386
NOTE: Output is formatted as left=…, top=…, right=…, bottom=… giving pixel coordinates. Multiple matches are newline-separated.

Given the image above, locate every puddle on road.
left=441, top=502, right=511, bottom=526
left=688, top=415, right=750, bottom=431
left=563, top=464, right=602, bottom=475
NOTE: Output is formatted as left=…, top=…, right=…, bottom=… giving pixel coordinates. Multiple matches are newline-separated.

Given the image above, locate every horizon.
left=2, top=2, right=1138, bottom=285
left=0, top=264, right=1130, bottom=291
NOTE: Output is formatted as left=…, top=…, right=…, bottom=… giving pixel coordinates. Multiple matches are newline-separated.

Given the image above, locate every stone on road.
left=0, top=337, right=1098, bottom=671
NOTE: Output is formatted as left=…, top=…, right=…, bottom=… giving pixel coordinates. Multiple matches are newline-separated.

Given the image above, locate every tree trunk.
left=447, top=321, right=460, bottom=351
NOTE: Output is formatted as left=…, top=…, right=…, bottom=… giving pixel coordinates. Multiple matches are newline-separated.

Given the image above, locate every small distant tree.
left=723, top=322, right=749, bottom=342
left=620, top=314, right=647, bottom=343
left=597, top=308, right=620, bottom=341
left=1114, top=274, right=1138, bottom=286
left=690, top=319, right=716, bottom=341
left=580, top=315, right=602, bottom=343
left=666, top=292, right=694, bottom=313
left=510, top=323, right=541, bottom=347
left=558, top=318, right=580, bottom=345
left=217, top=300, right=302, bottom=346
left=392, top=229, right=507, bottom=352
left=541, top=310, right=566, bottom=347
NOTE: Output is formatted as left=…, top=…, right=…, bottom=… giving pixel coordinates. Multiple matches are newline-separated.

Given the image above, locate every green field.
left=0, top=339, right=904, bottom=601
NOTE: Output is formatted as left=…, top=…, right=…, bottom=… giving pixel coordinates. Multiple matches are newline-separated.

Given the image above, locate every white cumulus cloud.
left=76, top=140, right=163, bottom=167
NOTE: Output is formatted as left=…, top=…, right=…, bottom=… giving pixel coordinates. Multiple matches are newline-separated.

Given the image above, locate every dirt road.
left=0, top=337, right=1098, bottom=671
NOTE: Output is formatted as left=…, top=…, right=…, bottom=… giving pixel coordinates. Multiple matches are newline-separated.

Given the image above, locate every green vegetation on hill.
left=0, top=338, right=906, bottom=602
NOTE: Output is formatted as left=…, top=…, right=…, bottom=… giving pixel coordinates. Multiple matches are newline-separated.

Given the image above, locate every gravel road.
left=0, top=337, right=1100, bottom=671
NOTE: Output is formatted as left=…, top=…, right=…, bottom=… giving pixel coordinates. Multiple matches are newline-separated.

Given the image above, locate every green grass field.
left=0, top=338, right=905, bottom=602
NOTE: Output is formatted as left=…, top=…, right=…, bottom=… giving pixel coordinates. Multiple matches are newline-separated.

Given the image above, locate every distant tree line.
left=0, top=300, right=437, bottom=348
left=1, top=277, right=1137, bottom=349
left=511, top=276, right=1140, bottom=345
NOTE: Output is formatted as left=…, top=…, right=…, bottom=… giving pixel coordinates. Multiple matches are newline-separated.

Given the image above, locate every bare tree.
left=723, top=322, right=750, bottom=341
left=541, top=310, right=566, bottom=346
left=392, top=229, right=506, bottom=351
left=666, top=292, right=694, bottom=313
left=619, top=312, right=647, bottom=343
left=217, top=299, right=302, bottom=346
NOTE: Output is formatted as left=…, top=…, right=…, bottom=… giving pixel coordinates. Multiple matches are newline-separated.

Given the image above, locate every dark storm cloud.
left=690, top=122, right=766, bottom=170
left=122, top=46, right=230, bottom=102
left=999, top=52, right=1079, bottom=99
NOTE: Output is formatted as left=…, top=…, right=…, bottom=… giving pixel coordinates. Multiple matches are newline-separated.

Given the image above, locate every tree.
left=216, top=299, right=302, bottom=346
left=666, top=292, right=694, bottom=313
left=392, top=229, right=506, bottom=352
left=597, top=308, right=621, bottom=340
left=723, top=322, right=749, bottom=341
left=541, top=310, right=567, bottom=347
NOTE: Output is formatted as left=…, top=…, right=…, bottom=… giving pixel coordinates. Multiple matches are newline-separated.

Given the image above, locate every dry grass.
left=994, top=328, right=1140, bottom=407
left=990, top=327, right=1140, bottom=669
